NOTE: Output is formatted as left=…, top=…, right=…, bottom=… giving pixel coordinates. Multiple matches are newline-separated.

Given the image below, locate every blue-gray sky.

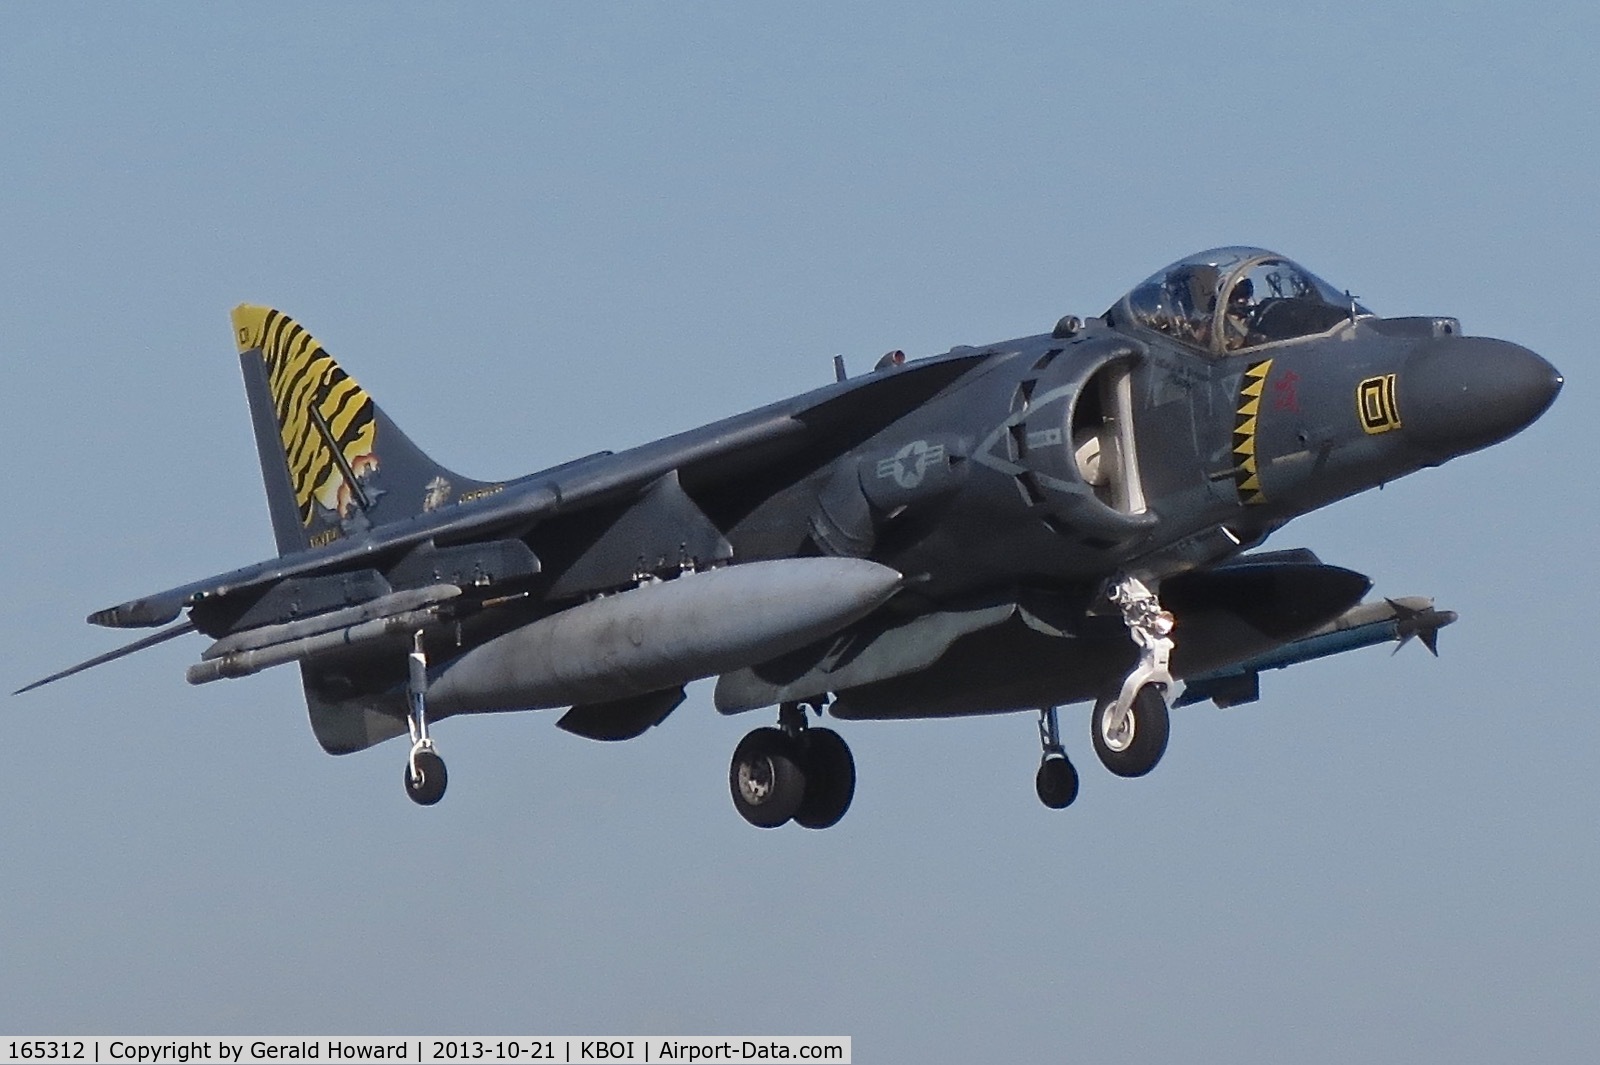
left=3, top=4, right=1596, bottom=1061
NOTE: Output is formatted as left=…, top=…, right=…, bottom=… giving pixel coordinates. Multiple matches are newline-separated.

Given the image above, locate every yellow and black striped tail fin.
left=232, top=305, right=489, bottom=555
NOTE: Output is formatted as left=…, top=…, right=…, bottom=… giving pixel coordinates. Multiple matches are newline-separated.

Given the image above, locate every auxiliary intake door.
left=1068, top=360, right=1147, bottom=517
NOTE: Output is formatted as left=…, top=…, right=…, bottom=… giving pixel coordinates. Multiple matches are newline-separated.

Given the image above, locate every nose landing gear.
left=1091, top=681, right=1169, bottom=777
left=1092, top=575, right=1173, bottom=778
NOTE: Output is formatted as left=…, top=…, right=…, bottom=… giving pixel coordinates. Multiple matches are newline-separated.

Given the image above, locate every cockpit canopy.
left=1108, top=247, right=1369, bottom=356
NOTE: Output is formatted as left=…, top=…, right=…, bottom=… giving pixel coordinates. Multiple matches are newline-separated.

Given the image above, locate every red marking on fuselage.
left=1273, top=369, right=1302, bottom=413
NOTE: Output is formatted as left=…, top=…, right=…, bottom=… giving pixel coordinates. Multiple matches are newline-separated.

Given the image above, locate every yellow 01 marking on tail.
left=231, top=305, right=378, bottom=527
left=1233, top=358, right=1273, bottom=505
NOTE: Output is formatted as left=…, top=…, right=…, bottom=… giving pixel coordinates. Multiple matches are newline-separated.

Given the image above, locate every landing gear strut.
left=729, top=700, right=856, bottom=829
left=1093, top=575, right=1173, bottom=777
left=403, top=631, right=447, bottom=805
left=1034, top=706, right=1079, bottom=809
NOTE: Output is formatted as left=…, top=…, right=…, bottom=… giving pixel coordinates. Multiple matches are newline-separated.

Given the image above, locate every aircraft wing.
left=82, top=347, right=992, bottom=632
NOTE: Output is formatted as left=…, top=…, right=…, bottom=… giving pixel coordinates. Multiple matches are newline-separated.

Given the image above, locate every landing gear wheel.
left=794, top=727, right=856, bottom=829
left=1091, top=683, right=1169, bottom=778
left=1035, top=754, right=1079, bottom=808
left=405, top=749, right=448, bottom=806
left=730, top=727, right=806, bottom=828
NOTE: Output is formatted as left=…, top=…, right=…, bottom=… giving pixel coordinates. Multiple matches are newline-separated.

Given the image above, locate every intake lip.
left=1401, top=336, right=1562, bottom=458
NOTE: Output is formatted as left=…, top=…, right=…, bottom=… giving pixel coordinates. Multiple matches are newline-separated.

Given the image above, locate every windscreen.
left=1113, top=248, right=1369, bottom=355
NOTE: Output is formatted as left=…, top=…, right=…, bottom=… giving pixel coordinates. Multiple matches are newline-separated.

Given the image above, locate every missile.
left=1176, top=595, right=1457, bottom=708
left=201, top=584, right=462, bottom=659
left=427, top=557, right=903, bottom=713
left=188, top=606, right=453, bottom=685
left=186, top=584, right=462, bottom=684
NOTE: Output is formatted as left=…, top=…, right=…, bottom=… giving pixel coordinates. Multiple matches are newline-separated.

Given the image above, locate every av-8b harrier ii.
left=21, top=248, right=1561, bottom=826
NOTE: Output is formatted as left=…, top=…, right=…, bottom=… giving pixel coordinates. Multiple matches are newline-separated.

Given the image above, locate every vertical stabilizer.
left=232, top=305, right=493, bottom=555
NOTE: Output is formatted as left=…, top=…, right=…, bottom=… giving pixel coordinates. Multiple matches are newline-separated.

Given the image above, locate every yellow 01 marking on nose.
left=1357, top=374, right=1402, bottom=434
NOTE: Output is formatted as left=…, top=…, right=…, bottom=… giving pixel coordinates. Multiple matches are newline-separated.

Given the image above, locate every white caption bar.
left=0, top=1039, right=850, bottom=1065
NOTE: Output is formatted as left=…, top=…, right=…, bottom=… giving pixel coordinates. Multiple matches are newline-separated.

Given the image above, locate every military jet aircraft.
left=20, top=247, right=1561, bottom=827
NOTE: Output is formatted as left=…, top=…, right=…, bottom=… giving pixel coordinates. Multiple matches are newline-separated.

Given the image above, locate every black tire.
left=1091, top=683, right=1170, bottom=778
left=405, top=749, right=448, bottom=806
left=1035, top=754, right=1079, bottom=809
left=794, top=727, right=856, bottom=830
left=730, top=727, right=806, bottom=828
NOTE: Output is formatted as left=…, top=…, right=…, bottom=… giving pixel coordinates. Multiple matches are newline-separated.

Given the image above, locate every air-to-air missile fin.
left=1387, top=597, right=1456, bottom=656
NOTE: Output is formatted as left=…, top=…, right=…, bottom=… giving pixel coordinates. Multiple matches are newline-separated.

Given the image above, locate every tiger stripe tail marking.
left=231, top=305, right=379, bottom=527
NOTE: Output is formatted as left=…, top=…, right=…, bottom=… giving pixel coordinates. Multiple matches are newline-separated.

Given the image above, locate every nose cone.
left=1402, top=336, right=1562, bottom=458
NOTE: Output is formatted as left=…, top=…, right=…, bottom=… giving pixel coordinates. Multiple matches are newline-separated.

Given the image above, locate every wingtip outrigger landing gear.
left=1034, top=706, right=1079, bottom=809
left=404, top=630, right=447, bottom=806
left=1093, top=575, right=1173, bottom=778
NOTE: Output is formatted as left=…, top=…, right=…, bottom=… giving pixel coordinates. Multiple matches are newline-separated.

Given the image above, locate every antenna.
left=309, top=403, right=374, bottom=514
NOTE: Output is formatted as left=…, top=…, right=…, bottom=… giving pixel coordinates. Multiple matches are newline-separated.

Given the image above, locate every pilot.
left=1221, top=277, right=1255, bottom=351
left=1175, top=265, right=1221, bottom=347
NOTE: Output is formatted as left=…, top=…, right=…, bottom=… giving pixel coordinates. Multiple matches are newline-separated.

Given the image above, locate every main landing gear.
left=730, top=701, right=856, bottom=829
left=403, top=631, right=447, bottom=806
